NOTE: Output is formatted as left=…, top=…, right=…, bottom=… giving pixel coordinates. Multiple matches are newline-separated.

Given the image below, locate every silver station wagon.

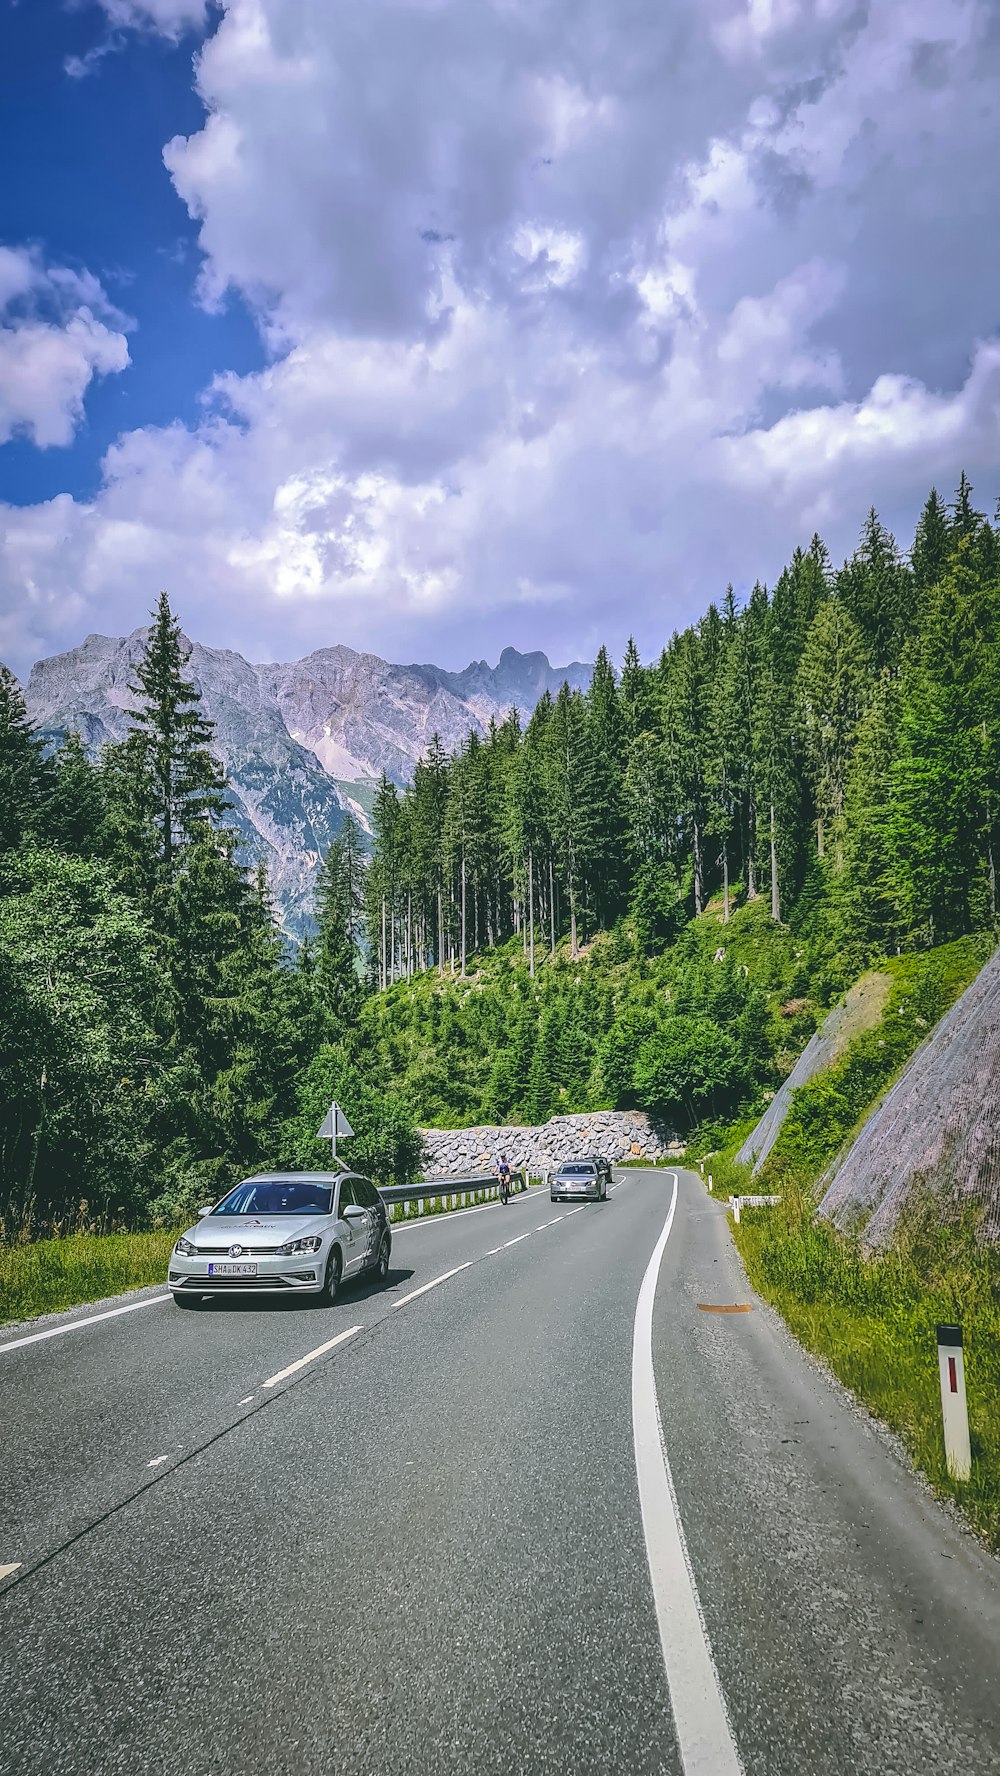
left=167, top=1171, right=391, bottom=1307
left=550, top=1156, right=611, bottom=1203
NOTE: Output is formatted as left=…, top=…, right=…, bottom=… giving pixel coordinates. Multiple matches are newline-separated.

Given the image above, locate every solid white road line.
left=503, top=1233, right=532, bottom=1249
left=261, top=1325, right=361, bottom=1390
left=391, top=1262, right=472, bottom=1309
left=0, top=1563, right=22, bottom=1581
left=0, top=1293, right=167, bottom=1355
left=632, top=1173, right=743, bottom=1776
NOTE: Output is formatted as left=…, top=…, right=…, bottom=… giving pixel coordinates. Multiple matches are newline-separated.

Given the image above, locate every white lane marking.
left=0, top=1563, right=22, bottom=1581
left=392, top=1190, right=542, bottom=1232
left=147, top=1455, right=169, bottom=1468
left=261, top=1325, right=361, bottom=1390
left=391, top=1263, right=472, bottom=1309
left=0, top=1292, right=167, bottom=1355
left=238, top=1395, right=254, bottom=1405
left=632, top=1173, right=743, bottom=1776
left=564, top=1206, right=587, bottom=1217
left=486, top=1247, right=502, bottom=1256
left=503, top=1232, right=532, bottom=1249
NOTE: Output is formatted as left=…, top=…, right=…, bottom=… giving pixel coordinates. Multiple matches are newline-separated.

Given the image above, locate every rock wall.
left=735, top=971, right=892, bottom=1175
left=819, top=949, right=1000, bottom=1247
left=420, top=1111, right=680, bottom=1177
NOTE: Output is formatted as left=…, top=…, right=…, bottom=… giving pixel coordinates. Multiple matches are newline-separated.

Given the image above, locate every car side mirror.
left=343, top=1204, right=365, bottom=1220
left=198, top=1205, right=214, bottom=1218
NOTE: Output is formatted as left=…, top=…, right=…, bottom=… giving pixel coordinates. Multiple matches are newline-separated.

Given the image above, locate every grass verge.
left=0, top=1228, right=180, bottom=1326
left=732, top=1183, right=1000, bottom=1552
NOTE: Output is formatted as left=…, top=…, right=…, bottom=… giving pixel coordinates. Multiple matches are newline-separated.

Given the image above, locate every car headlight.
left=174, top=1236, right=197, bottom=1257
left=276, top=1234, right=323, bottom=1256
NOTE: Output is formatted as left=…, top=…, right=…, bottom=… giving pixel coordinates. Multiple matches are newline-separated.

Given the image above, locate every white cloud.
left=0, top=248, right=130, bottom=449
left=3, top=0, right=1000, bottom=677
left=97, top=0, right=211, bottom=36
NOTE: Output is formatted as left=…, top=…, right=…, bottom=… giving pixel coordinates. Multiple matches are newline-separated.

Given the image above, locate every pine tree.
left=314, top=816, right=366, bottom=1029
left=837, top=510, right=914, bottom=673
left=0, top=666, right=49, bottom=852
left=910, top=487, right=950, bottom=592
left=795, top=600, right=871, bottom=870
left=128, top=593, right=229, bottom=878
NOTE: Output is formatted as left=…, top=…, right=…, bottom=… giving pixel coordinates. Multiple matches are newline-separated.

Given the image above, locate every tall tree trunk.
left=570, top=874, right=578, bottom=960
left=460, top=852, right=467, bottom=977
left=407, top=892, right=413, bottom=981
left=769, top=802, right=780, bottom=922
left=549, top=854, right=557, bottom=959
left=816, top=815, right=824, bottom=859
left=747, top=799, right=759, bottom=900
left=722, top=840, right=730, bottom=924
left=380, top=895, right=387, bottom=993
left=437, top=886, right=444, bottom=976
left=692, top=819, right=703, bottom=918
left=528, top=849, right=535, bottom=980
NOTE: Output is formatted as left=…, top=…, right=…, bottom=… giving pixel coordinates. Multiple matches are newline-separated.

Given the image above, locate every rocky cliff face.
left=21, top=630, right=590, bottom=938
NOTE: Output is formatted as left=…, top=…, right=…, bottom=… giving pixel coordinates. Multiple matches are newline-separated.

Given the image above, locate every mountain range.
left=20, top=631, right=591, bottom=936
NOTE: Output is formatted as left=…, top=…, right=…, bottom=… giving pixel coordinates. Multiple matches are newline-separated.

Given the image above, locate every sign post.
left=936, top=1323, right=972, bottom=1482
left=316, top=1101, right=354, bottom=1168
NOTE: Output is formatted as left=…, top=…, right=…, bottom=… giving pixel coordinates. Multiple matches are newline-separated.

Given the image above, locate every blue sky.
left=0, top=0, right=260, bottom=506
left=2, top=1, right=1000, bottom=679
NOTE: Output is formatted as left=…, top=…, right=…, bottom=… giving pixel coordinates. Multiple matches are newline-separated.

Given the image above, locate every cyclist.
left=496, top=1152, right=512, bottom=1204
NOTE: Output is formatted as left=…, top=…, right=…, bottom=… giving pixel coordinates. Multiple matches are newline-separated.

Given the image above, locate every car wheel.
left=320, top=1248, right=342, bottom=1306
left=173, top=1291, right=201, bottom=1309
left=372, top=1233, right=391, bottom=1284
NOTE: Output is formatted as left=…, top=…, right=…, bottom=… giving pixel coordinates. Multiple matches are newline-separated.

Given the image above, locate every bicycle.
left=497, top=1167, right=511, bottom=1205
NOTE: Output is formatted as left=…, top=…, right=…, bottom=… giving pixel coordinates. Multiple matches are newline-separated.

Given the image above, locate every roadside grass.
left=733, top=1183, right=1000, bottom=1552
left=0, top=1227, right=180, bottom=1326
left=689, top=935, right=1000, bottom=1551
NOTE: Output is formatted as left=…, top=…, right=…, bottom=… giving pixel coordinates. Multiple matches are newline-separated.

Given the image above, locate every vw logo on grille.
left=229, top=1243, right=244, bottom=1257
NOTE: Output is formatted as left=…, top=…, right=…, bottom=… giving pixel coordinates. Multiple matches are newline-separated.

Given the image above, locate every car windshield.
left=210, top=1181, right=334, bottom=1216
left=559, top=1164, right=596, bottom=1176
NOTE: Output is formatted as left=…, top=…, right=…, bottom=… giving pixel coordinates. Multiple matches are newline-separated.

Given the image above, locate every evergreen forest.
left=2, top=476, right=998, bottom=1237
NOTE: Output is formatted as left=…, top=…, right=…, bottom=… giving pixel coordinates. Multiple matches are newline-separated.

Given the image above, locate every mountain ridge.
left=18, top=629, right=591, bottom=937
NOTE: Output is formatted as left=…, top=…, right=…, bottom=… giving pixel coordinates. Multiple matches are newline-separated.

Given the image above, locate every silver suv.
left=550, top=1156, right=611, bottom=1203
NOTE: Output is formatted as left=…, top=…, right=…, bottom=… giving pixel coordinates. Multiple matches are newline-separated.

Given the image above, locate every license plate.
left=207, top=1262, right=257, bottom=1276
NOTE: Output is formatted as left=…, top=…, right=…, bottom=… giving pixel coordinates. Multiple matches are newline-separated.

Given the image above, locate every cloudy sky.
left=2, top=0, right=999, bottom=679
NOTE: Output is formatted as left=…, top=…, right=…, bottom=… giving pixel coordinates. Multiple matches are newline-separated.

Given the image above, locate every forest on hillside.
left=1, top=477, right=997, bottom=1234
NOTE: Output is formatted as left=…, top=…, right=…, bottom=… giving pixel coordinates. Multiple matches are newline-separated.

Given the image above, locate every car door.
left=337, top=1177, right=365, bottom=1276
left=354, top=1177, right=382, bottom=1269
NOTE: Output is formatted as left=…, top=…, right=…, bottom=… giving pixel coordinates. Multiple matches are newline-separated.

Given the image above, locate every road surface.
left=1, top=1169, right=997, bottom=1775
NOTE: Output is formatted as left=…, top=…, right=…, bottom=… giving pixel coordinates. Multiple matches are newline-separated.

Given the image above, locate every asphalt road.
left=1, top=1170, right=997, bottom=1775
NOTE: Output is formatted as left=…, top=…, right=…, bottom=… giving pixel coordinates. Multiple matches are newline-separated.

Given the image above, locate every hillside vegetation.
left=1, top=473, right=998, bottom=1255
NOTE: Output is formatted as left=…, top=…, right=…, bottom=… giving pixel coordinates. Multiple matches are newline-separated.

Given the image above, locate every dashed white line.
left=486, top=1246, right=502, bottom=1255
left=391, top=1263, right=472, bottom=1310
left=503, top=1232, right=532, bottom=1249
left=0, top=1563, right=22, bottom=1581
left=261, top=1324, right=361, bottom=1390
left=632, top=1173, right=743, bottom=1776
left=238, top=1395, right=254, bottom=1405
left=147, top=1455, right=169, bottom=1468
left=564, top=1206, right=587, bottom=1217
left=0, top=1293, right=167, bottom=1355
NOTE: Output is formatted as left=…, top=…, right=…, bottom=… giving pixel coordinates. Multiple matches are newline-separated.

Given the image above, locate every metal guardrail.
left=378, top=1172, right=527, bottom=1222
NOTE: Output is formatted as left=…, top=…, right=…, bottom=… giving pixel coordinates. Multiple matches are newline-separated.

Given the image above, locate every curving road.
left=1, top=1170, right=997, bottom=1775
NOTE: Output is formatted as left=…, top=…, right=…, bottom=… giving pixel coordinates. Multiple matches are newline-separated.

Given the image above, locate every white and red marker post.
left=936, top=1323, right=972, bottom=1482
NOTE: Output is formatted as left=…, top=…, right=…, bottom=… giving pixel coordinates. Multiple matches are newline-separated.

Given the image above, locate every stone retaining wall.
left=420, top=1110, right=680, bottom=1176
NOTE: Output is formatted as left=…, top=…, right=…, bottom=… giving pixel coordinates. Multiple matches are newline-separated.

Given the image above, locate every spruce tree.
left=795, top=600, right=871, bottom=870
left=910, top=487, right=950, bottom=592
left=0, top=665, right=48, bottom=852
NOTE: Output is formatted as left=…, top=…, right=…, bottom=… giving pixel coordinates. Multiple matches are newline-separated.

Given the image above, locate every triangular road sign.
left=316, top=1101, right=354, bottom=1140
